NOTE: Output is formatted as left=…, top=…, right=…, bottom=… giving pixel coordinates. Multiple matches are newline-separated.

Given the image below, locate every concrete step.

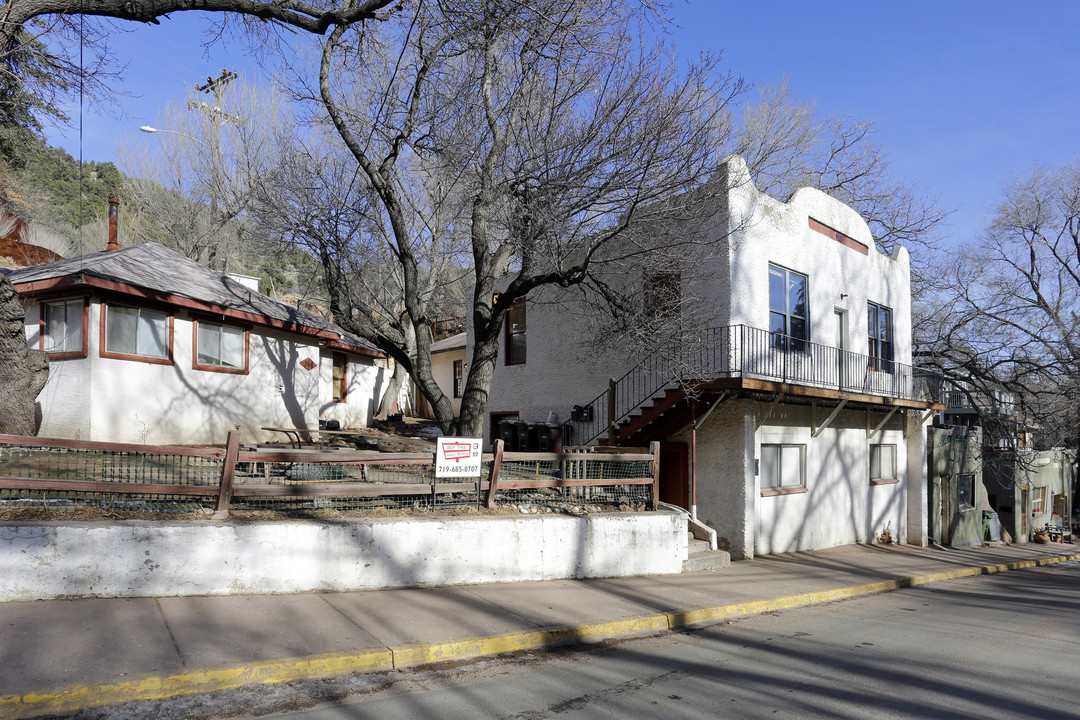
left=684, top=534, right=730, bottom=572
left=683, top=548, right=731, bottom=572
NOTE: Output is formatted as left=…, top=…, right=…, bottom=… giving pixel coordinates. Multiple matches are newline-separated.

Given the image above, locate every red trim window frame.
left=332, top=352, right=348, bottom=403
left=39, top=295, right=89, bottom=360
left=504, top=296, right=526, bottom=366
left=99, top=300, right=174, bottom=365
left=192, top=315, right=250, bottom=374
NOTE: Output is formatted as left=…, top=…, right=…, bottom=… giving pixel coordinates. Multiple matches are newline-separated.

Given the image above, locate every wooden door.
left=659, top=442, right=689, bottom=509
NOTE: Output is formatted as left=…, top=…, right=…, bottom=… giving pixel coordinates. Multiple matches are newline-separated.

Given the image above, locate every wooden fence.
left=0, top=433, right=661, bottom=518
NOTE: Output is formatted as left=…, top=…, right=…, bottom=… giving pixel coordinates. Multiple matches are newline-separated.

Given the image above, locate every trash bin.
left=983, top=511, right=1001, bottom=542
left=515, top=421, right=533, bottom=452
left=499, top=420, right=519, bottom=452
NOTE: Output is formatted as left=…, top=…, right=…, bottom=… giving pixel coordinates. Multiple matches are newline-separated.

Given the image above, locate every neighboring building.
left=927, top=425, right=988, bottom=547
left=983, top=448, right=1075, bottom=543
left=7, top=242, right=389, bottom=445
left=413, top=331, right=467, bottom=420
left=477, top=155, right=944, bottom=559
left=940, top=383, right=1034, bottom=450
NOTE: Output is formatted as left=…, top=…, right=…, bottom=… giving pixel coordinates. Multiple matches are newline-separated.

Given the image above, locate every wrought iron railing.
left=576, top=324, right=945, bottom=444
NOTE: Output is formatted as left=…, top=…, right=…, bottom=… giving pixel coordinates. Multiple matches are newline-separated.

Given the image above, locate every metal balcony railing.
left=577, top=324, right=945, bottom=444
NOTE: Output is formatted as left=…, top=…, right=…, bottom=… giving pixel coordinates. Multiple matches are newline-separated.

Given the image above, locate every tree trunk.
left=375, top=359, right=407, bottom=419
left=0, top=273, right=49, bottom=435
left=458, top=314, right=502, bottom=438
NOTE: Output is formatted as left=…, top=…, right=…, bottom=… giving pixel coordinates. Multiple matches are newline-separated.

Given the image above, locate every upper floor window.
left=41, top=297, right=86, bottom=359
left=332, top=352, right=347, bottom=402
left=505, top=296, right=526, bottom=366
left=644, top=270, right=681, bottom=317
left=194, top=319, right=248, bottom=373
left=868, top=301, right=893, bottom=372
left=769, top=264, right=808, bottom=351
left=453, top=359, right=464, bottom=398
left=101, top=302, right=172, bottom=364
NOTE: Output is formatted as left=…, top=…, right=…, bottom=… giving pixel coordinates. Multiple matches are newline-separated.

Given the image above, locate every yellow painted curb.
left=391, top=614, right=672, bottom=669
left=4, top=551, right=1077, bottom=719
left=0, top=648, right=393, bottom=720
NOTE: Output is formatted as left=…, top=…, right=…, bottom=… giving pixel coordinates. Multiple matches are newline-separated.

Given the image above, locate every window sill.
left=100, top=350, right=173, bottom=366
left=47, top=351, right=87, bottom=360
left=193, top=362, right=248, bottom=375
left=760, top=486, right=808, bottom=497
left=870, top=478, right=899, bottom=486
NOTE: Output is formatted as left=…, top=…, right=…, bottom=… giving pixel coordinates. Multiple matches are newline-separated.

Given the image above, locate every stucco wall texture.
left=0, top=513, right=687, bottom=601
left=24, top=299, right=387, bottom=445
left=480, top=155, right=929, bottom=559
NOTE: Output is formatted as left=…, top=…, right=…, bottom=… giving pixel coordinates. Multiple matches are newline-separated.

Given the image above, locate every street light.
left=139, top=126, right=208, bottom=149
left=140, top=124, right=223, bottom=269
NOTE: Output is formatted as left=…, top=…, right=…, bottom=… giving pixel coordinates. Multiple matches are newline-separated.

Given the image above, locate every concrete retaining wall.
left=0, top=512, right=686, bottom=602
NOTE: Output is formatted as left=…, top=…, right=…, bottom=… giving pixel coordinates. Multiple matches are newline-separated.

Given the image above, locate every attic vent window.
left=808, top=217, right=868, bottom=255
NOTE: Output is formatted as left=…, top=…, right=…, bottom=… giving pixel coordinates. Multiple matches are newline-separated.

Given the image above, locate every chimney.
left=106, top=197, right=120, bottom=252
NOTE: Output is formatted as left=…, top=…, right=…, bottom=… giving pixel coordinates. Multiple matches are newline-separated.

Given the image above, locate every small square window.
left=870, top=444, right=896, bottom=482
left=761, top=444, right=805, bottom=489
left=194, top=320, right=248, bottom=372
left=42, top=297, right=86, bottom=358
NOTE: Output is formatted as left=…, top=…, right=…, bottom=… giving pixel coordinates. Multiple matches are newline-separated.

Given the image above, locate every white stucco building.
left=412, top=331, right=467, bottom=420
left=479, top=156, right=943, bottom=559
left=8, top=242, right=389, bottom=445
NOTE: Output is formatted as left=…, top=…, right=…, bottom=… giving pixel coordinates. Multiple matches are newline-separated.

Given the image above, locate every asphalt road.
left=252, top=560, right=1080, bottom=720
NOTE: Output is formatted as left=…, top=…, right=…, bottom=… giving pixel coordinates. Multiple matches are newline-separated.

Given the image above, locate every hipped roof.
left=5, top=242, right=381, bottom=357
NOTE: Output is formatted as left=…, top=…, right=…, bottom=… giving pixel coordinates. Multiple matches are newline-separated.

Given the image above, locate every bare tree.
left=120, top=77, right=288, bottom=270
left=928, top=160, right=1080, bottom=451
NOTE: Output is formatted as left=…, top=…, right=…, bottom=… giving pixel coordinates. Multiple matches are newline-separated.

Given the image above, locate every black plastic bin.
left=499, top=420, right=519, bottom=452
left=514, top=421, right=534, bottom=452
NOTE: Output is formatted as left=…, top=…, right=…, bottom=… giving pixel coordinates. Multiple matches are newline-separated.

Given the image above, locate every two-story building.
left=479, top=156, right=943, bottom=559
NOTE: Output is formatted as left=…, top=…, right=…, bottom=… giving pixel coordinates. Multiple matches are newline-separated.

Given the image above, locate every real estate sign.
left=435, top=437, right=483, bottom=478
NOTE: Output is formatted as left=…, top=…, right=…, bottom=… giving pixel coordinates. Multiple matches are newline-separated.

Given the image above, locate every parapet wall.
left=0, top=512, right=686, bottom=601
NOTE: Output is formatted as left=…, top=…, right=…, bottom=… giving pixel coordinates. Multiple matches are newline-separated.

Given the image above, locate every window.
left=957, top=473, right=976, bottom=511
left=1030, top=486, right=1047, bottom=516
left=645, top=270, right=681, bottom=317
left=760, top=444, right=805, bottom=490
left=332, top=353, right=347, bottom=402
left=102, top=303, right=171, bottom=362
left=769, top=264, right=808, bottom=351
left=868, top=301, right=893, bottom=372
left=194, top=320, right=247, bottom=373
left=453, top=359, right=464, bottom=398
left=505, top=296, right=526, bottom=366
left=870, top=444, right=897, bottom=482
left=41, top=298, right=85, bottom=358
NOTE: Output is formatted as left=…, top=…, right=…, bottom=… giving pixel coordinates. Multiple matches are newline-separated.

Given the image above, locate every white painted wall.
left=0, top=512, right=687, bottom=601
left=720, top=156, right=912, bottom=366
left=24, top=298, right=388, bottom=445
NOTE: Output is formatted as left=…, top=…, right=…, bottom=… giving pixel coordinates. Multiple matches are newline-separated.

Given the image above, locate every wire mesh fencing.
left=0, top=433, right=660, bottom=518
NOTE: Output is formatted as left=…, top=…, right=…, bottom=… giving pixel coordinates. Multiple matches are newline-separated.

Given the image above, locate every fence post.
left=607, top=378, right=617, bottom=445
left=650, top=440, right=661, bottom=511
left=213, top=431, right=241, bottom=520
left=484, top=438, right=504, bottom=509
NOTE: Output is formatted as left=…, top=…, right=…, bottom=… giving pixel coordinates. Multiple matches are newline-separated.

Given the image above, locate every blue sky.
left=45, top=0, right=1080, bottom=249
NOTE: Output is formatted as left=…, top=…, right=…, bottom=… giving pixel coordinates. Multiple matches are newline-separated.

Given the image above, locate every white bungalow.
left=7, top=242, right=390, bottom=445
left=479, top=156, right=943, bottom=559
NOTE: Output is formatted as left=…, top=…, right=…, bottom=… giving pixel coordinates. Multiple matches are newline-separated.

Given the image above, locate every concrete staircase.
left=683, top=532, right=731, bottom=572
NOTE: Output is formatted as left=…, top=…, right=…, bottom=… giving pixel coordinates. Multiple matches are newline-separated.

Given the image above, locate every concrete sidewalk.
left=2, top=541, right=1078, bottom=719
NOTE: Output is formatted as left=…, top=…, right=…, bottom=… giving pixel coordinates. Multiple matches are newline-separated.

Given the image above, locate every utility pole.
left=189, top=69, right=238, bottom=271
